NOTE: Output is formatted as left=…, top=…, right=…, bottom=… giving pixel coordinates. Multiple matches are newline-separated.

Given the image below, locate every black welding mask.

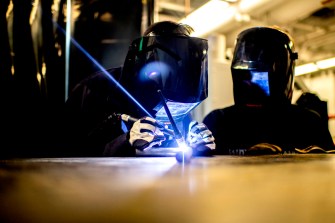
left=120, top=35, right=208, bottom=121
left=231, top=26, right=298, bottom=106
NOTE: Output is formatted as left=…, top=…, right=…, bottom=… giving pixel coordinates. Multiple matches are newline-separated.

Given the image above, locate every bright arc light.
left=177, top=140, right=190, bottom=152
left=175, top=140, right=193, bottom=164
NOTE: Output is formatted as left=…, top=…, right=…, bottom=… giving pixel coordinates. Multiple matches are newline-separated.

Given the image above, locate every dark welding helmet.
left=120, top=35, right=208, bottom=121
left=231, top=26, right=298, bottom=106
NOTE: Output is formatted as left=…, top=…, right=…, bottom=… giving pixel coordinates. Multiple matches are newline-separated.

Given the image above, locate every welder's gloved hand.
left=187, top=121, right=215, bottom=156
left=129, top=116, right=166, bottom=151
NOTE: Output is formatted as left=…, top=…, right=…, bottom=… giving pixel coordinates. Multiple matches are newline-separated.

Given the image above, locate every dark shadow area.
left=0, top=0, right=143, bottom=158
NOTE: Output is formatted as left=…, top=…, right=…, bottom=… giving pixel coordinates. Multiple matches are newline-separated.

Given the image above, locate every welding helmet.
left=120, top=35, right=208, bottom=120
left=231, top=26, right=298, bottom=106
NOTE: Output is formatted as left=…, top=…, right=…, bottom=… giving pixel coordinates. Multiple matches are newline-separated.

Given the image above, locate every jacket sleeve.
left=103, top=133, right=136, bottom=157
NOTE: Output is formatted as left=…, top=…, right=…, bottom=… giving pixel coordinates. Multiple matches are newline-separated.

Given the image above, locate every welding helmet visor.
left=231, top=27, right=298, bottom=106
left=121, top=35, right=208, bottom=120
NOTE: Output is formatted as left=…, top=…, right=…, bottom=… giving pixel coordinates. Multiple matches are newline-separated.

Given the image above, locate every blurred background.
left=1, top=0, right=335, bottom=150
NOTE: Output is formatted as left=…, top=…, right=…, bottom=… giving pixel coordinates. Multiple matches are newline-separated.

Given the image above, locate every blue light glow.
left=140, top=61, right=170, bottom=82
left=58, top=25, right=152, bottom=117
left=250, top=71, right=270, bottom=96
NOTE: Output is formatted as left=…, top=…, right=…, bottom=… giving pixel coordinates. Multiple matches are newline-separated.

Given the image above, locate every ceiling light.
left=179, top=0, right=235, bottom=37
left=179, top=0, right=270, bottom=37
left=295, top=57, right=335, bottom=76
left=316, top=57, right=335, bottom=69
left=295, top=63, right=319, bottom=76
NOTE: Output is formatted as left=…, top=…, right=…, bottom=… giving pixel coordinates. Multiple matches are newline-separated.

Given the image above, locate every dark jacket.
left=60, top=67, right=198, bottom=157
left=61, top=67, right=136, bottom=157
left=203, top=104, right=335, bottom=155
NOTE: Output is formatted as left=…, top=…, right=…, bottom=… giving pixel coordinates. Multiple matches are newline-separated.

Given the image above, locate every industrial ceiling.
left=156, top=0, right=335, bottom=66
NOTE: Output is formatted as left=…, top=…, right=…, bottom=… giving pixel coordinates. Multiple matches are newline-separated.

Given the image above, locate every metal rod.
left=157, top=90, right=183, bottom=140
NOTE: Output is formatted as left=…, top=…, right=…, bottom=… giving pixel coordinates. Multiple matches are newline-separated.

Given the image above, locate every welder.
left=63, top=21, right=215, bottom=158
left=203, top=26, right=335, bottom=155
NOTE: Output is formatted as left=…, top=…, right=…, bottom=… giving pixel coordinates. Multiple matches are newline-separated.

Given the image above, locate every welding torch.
left=157, top=90, right=193, bottom=163
left=120, top=112, right=192, bottom=163
left=114, top=89, right=193, bottom=163
left=117, top=113, right=175, bottom=137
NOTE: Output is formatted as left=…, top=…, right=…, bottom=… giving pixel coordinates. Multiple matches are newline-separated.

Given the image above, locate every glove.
left=129, top=116, right=166, bottom=150
left=245, top=143, right=282, bottom=155
left=187, top=121, right=216, bottom=155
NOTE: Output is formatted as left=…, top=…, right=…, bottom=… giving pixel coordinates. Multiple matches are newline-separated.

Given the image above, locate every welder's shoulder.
left=204, top=105, right=237, bottom=118
left=289, top=104, right=322, bottom=120
left=66, top=67, right=122, bottom=107
left=69, top=67, right=122, bottom=95
left=203, top=105, right=235, bottom=125
left=83, top=67, right=122, bottom=88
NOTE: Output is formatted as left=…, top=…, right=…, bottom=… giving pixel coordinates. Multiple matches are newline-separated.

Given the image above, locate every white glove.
left=187, top=121, right=216, bottom=153
left=129, top=116, right=166, bottom=150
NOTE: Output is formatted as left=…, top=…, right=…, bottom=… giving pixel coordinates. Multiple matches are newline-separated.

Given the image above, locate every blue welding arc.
left=59, top=25, right=152, bottom=118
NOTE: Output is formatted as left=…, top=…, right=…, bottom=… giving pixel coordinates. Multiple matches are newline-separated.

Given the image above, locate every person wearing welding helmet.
left=203, top=26, right=334, bottom=155
left=63, top=21, right=215, bottom=157
left=103, top=21, right=215, bottom=157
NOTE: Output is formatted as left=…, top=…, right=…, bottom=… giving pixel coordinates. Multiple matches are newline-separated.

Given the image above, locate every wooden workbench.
left=1, top=154, right=335, bottom=223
